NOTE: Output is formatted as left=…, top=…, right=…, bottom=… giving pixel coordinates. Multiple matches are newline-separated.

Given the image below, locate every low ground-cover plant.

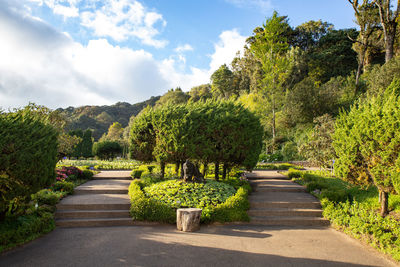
left=285, top=168, right=400, bottom=261
left=0, top=167, right=95, bottom=253
left=128, top=178, right=251, bottom=224
left=0, top=212, right=55, bottom=253
left=255, top=163, right=302, bottom=170
left=57, top=159, right=139, bottom=170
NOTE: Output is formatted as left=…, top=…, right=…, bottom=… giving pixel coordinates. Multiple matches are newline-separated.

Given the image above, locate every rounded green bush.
left=143, top=180, right=236, bottom=209
left=31, top=189, right=63, bottom=206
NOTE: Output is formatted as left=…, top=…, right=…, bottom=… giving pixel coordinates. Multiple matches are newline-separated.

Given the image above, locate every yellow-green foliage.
left=128, top=180, right=175, bottom=223
left=128, top=179, right=250, bottom=224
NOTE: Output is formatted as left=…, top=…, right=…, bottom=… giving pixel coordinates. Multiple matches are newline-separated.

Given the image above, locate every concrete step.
left=250, top=201, right=322, bottom=209
left=250, top=216, right=330, bottom=226
left=74, top=188, right=128, bottom=194
left=56, top=218, right=134, bottom=227
left=248, top=208, right=323, bottom=217
left=247, top=176, right=290, bottom=180
left=57, top=203, right=131, bottom=210
left=55, top=209, right=130, bottom=219
left=254, top=187, right=306, bottom=193
left=55, top=218, right=162, bottom=227
left=249, top=192, right=318, bottom=202
left=93, top=177, right=132, bottom=180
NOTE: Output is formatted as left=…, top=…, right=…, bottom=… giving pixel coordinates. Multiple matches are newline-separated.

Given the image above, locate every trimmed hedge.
left=0, top=113, right=58, bottom=218
left=128, top=180, right=175, bottom=223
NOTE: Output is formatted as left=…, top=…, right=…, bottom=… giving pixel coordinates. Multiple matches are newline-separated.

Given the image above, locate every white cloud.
left=0, top=3, right=247, bottom=109
left=29, top=0, right=168, bottom=48
left=225, top=0, right=273, bottom=12
left=209, top=29, right=246, bottom=72
left=175, top=44, right=193, bottom=53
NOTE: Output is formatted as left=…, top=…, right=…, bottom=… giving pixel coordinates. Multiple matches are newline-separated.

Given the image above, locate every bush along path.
left=246, top=170, right=330, bottom=226
left=55, top=171, right=137, bottom=227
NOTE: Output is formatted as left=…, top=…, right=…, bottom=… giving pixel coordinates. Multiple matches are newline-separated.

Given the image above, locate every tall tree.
left=348, top=0, right=381, bottom=85
left=373, top=0, right=400, bottom=62
left=248, top=11, right=294, bottom=146
left=210, top=64, right=236, bottom=99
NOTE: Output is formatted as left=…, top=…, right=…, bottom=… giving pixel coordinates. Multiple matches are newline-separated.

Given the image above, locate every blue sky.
left=0, top=0, right=356, bottom=109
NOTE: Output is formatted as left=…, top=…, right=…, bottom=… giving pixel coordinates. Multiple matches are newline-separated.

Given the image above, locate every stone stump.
left=176, top=208, right=202, bottom=232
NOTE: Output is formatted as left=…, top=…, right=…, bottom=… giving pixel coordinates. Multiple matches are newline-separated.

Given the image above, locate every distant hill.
left=57, top=96, right=160, bottom=140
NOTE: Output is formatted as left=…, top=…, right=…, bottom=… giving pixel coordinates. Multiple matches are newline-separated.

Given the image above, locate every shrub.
left=0, top=212, right=55, bottom=253
left=31, top=189, right=63, bottom=206
left=81, top=169, right=94, bottom=180
left=0, top=112, right=58, bottom=219
left=56, top=166, right=83, bottom=182
left=207, top=187, right=250, bottom=223
left=128, top=181, right=175, bottom=223
left=131, top=170, right=144, bottom=179
left=51, top=181, right=74, bottom=195
left=287, top=168, right=303, bottom=179
left=92, top=141, right=122, bottom=160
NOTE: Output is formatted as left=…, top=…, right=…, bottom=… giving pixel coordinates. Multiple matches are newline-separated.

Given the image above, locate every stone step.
left=247, top=176, right=290, bottom=180
left=57, top=203, right=131, bottom=210
left=250, top=216, right=330, bottom=226
left=254, top=187, right=306, bottom=193
left=248, top=208, right=323, bottom=217
left=250, top=201, right=322, bottom=209
left=55, top=218, right=162, bottom=227
left=93, top=176, right=132, bottom=180
left=249, top=192, right=318, bottom=202
left=74, top=188, right=129, bottom=194
left=55, top=209, right=130, bottom=219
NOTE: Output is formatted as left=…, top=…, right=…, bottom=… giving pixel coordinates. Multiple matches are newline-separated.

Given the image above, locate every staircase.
left=55, top=171, right=136, bottom=227
left=246, top=171, right=329, bottom=226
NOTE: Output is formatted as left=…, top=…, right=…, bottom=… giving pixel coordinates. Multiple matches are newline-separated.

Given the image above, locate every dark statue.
left=183, top=159, right=204, bottom=183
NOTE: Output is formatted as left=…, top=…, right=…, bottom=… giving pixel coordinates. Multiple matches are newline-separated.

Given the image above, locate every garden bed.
left=128, top=177, right=251, bottom=224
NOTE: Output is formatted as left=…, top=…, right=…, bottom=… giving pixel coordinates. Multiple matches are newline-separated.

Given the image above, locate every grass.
left=57, top=159, right=140, bottom=170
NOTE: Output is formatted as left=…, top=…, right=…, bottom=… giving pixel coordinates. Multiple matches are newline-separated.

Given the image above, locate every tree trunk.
left=379, top=189, right=389, bottom=217
left=214, top=161, right=219, bottom=181
left=356, top=44, right=367, bottom=87
left=222, top=163, right=227, bottom=180
left=176, top=208, right=202, bottom=232
left=175, top=161, right=180, bottom=175
left=180, top=161, right=185, bottom=179
left=160, top=161, right=165, bottom=179
left=385, top=33, right=395, bottom=62
left=202, top=162, right=208, bottom=177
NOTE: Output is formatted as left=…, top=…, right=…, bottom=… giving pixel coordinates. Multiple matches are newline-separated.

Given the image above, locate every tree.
left=299, top=114, right=335, bottom=168
left=291, top=20, right=334, bottom=51
left=81, top=129, right=93, bottom=158
left=106, top=122, right=124, bottom=141
left=129, top=107, right=156, bottom=163
left=248, top=11, right=295, bottom=145
left=155, top=87, right=190, bottom=107
left=333, top=79, right=400, bottom=216
left=210, top=64, right=236, bottom=99
left=92, top=141, right=122, bottom=160
left=348, top=0, right=381, bottom=85
left=69, top=129, right=84, bottom=158
left=188, top=84, right=212, bottom=102
left=373, top=0, right=400, bottom=62
left=307, top=29, right=359, bottom=84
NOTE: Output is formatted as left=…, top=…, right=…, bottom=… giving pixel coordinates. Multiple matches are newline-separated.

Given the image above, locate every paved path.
left=0, top=225, right=396, bottom=266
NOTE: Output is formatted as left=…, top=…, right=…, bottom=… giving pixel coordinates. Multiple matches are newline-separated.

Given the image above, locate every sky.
left=0, top=0, right=357, bottom=109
